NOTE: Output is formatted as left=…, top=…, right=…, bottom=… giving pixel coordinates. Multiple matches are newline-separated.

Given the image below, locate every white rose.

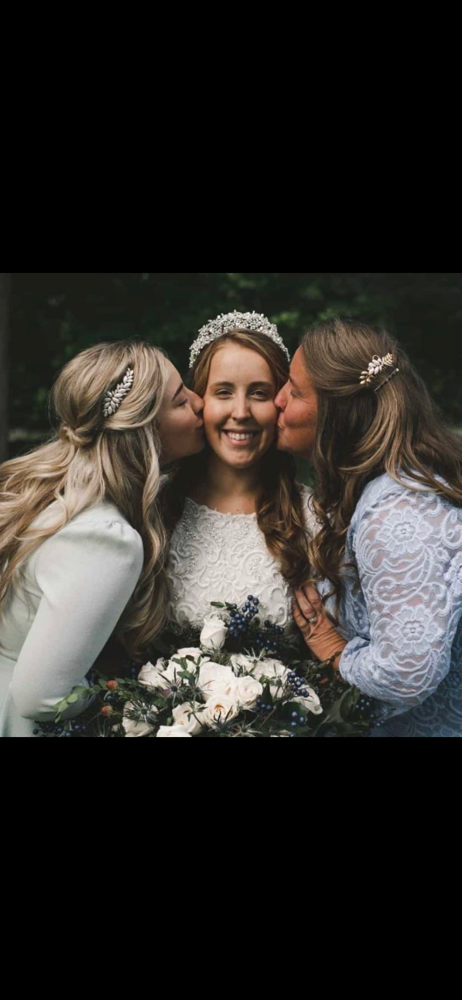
left=175, top=647, right=209, bottom=664
left=233, top=675, right=263, bottom=709
left=198, top=661, right=237, bottom=698
left=230, top=653, right=259, bottom=675
left=200, top=614, right=228, bottom=651
left=163, top=656, right=199, bottom=685
left=137, top=661, right=169, bottom=690
left=253, top=658, right=289, bottom=700
left=156, top=726, right=192, bottom=738
left=253, top=658, right=288, bottom=682
left=122, top=702, right=157, bottom=738
left=296, top=688, right=323, bottom=716
left=202, top=693, right=240, bottom=728
left=172, top=701, right=205, bottom=735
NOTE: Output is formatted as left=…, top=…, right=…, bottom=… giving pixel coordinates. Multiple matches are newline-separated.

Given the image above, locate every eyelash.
left=215, top=391, right=269, bottom=400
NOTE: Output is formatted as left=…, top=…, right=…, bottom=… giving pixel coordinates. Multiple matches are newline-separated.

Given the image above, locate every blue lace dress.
left=324, top=473, right=462, bottom=737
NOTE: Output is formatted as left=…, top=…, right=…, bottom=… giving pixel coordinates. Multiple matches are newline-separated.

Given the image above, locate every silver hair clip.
left=103, top=367, right=134, bottom=417
left=189, top=310, right=291, bottom=368
left=360, top=353, right=398, bottom=388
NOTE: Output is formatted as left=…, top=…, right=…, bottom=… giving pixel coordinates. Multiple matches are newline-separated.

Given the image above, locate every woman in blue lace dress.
left=275, top=318, right=462, bottom=737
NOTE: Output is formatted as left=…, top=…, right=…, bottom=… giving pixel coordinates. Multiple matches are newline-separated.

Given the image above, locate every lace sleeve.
left=339, top=490, right=462, bottom=708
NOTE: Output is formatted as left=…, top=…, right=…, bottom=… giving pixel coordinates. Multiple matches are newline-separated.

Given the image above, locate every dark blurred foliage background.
left=2, top=272, right=462, bottom=461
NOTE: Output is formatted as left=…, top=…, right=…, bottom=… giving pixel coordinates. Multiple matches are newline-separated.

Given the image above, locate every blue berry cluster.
left=354, top=695, right=378, bottom=722
left=227, top=596, right=285, bottom=655
left=288, top=672, right=312, bottom=699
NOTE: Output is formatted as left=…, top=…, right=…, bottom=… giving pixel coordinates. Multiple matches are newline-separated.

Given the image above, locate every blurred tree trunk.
left=0, top=273, right=11, bottom=462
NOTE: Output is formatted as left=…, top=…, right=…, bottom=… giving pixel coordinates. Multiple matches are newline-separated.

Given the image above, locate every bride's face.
left=203, top=343, right=278, bottom=469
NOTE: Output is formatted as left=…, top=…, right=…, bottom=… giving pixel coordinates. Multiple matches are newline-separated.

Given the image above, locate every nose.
left=231, top=393, right=252, bottom=421
left=189, top=389, right=204, bottom=417
left=274, top=383, right=288, bottom=411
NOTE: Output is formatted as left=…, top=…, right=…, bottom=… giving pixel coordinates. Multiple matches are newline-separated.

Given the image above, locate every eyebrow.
left=172, top=382, right=184, bottom=401
left=209, top=380, right=274, bottom=390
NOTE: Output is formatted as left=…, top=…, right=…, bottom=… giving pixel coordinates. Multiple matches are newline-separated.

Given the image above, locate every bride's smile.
left=203, top=342, right=278, bottom=469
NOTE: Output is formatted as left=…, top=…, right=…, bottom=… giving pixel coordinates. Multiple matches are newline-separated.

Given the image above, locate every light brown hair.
left=0, top=340, right=172, bottom=656
left=302, top=317, right=462, bottom=607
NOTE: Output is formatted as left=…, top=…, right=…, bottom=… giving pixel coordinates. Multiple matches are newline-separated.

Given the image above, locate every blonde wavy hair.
left=0, top=340, right=172, bottom=657
left=161, top=330, right=310, bottom=586
left=303, top=318, right=462, bottom=609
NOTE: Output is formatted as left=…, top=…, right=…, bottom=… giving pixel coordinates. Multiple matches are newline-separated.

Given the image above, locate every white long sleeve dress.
left=0, top=501, right=144, bottom=737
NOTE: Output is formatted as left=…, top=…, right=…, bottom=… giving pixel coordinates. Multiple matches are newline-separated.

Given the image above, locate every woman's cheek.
left=203, top=398, right=221, bottom=429
left=264, top=402, right=279, bottom=429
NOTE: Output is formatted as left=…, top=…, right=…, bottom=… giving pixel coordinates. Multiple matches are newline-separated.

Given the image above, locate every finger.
left=294, top=588, right=317, bottom=620
left=292, top=600, right=307, bottom=624
left=292, top=601, right=316, bottom=633
left=299, top=583, right=323, bottom=613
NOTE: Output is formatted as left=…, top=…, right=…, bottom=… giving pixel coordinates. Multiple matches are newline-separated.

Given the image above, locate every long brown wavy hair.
left=0, top=340, right=172, bottom=657
left=161, top=329, right=310, bottom=587
left=303, top=318, right=462, bottom=608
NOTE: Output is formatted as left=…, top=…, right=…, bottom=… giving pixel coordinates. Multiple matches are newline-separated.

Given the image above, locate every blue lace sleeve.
left=339, top=489, right=462, bottom=708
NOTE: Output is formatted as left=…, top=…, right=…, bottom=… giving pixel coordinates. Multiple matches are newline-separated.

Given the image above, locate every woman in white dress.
left=0, top=340, right=204, bottom=737
left=161, top=312, right=316, bottom=640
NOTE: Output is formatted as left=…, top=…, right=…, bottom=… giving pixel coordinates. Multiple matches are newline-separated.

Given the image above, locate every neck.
left=190, top=452, right=263, bottom=513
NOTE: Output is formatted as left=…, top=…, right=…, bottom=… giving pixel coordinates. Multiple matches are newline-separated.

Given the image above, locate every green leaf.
left=210, top=602, right=225, bottom=608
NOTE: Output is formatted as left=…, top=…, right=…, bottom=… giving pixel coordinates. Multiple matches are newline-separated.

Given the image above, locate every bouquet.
left=37, top=597, right=378, bottom=737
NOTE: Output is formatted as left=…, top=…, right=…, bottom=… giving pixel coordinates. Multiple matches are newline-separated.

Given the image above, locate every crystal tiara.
left=189, top=311, right=291, bottom=368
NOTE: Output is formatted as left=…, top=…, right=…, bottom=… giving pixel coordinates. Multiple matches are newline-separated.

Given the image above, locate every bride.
left=160, top=312, right=316, bottom=641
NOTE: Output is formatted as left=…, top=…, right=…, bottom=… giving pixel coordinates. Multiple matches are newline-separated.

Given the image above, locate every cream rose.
left=137, top=661, right=169, bottom=691
left=163, top=655, right=200, bottom=684
left=253, top=657, right=288, bottom=682
left=253, top=658, right=289, bottom=697
left=156, top=726, right=192, bottom=738
left=175, top=647, right=209, bottom=663
left=172, top=701, right=205, bottom=735
left=122, top=702, right=157, bottom=738
left=230, top=653, right=259, bottom=674
left=198, top=661, right=237, bottom=698
left=200, top=614, right=228, bottom=651
left=202, top=694, right=240, bottom=728
left=233, top=675, right=263, bottom=709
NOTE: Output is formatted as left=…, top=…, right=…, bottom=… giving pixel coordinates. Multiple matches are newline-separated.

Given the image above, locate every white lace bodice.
left=166, top=485, right=315, bottom=629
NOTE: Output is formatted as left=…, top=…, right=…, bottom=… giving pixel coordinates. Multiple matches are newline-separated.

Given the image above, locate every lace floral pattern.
left=335, top=474, right=462, bottom=737
left=166, top=486, right=315, bottom=632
